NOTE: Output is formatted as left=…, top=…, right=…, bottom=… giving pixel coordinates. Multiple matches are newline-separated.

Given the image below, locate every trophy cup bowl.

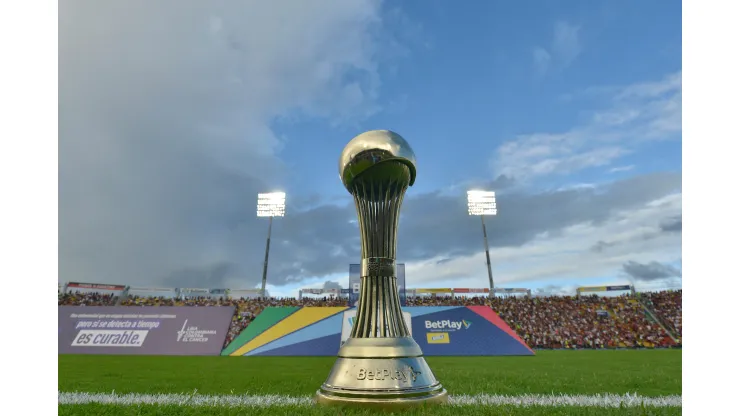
left=316, top=130, right=448, bottom=409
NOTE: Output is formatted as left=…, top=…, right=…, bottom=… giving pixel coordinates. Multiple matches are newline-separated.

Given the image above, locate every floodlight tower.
left=257, top=192, right=286, bottom=299
left=467, top=190, right=497, bottom=297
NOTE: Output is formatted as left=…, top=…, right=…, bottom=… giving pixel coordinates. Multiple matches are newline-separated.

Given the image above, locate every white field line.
left=58, top=391, right=682, bottom=408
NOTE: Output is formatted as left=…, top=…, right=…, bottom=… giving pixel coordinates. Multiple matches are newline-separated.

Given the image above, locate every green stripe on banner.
left=220, top=307, right=300, bottom=356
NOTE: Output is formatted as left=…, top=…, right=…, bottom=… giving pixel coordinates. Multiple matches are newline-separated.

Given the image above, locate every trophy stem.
left=351, top=175, right=408, bottom=339
left=353, top=275, right=409, bottom=338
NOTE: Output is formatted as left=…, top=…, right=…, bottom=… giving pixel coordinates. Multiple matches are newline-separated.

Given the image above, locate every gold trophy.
left=316, top=130, right=448, bottom=408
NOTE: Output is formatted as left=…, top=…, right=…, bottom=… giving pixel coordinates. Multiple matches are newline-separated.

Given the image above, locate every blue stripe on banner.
left=245, top=313, right=344, bottom=356
left=253, top=333, right=341, bottom=356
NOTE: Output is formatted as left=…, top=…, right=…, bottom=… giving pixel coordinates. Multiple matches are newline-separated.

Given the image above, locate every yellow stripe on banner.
left=231, top=307, right=347, bottom=356
left=578, top=286, right=607, bottom=293
left=416, top=288, right=452, bottom=293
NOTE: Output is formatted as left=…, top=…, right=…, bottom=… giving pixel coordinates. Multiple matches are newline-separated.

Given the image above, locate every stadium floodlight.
left=257, top=192, right=286, bottom=299
left=467, top=190, right=497, bottom=297
left=257, top=192, right=286, bottom=217
left=467, top=190, right=497, bottom=215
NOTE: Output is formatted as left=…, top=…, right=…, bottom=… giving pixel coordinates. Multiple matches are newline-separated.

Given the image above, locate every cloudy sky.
left=59, top=0, right=681, bottom=297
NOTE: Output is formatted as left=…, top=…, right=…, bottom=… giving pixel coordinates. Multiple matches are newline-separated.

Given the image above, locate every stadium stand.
left=642, top=290, right=682, bottom=337
left=58, top=292, right=118, bottom=306
left=58, top=289, right=682, bottom=350
left=490, top=295, right=677, bottom=349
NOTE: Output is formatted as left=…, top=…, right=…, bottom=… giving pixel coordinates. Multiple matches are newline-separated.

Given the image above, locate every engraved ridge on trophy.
left=316, top=130, right=448, bottom=408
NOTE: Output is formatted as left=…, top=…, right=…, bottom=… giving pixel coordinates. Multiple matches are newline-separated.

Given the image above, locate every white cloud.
left=59, top=0, right=401, bottom=287
left=616, top=72, right=682, bottom=100
left=533, top=21, right=581, bottom=74
left=609, top=165, right=635, bottom=173
left=403, top=192, right=682, bottom=289
left=533, top=47, right=552, bottom=74
left=552, top=21, right=582, bottom=67
left=260, top=273, right=347, bottom=298
left=491, top=71, right=682, bottom=182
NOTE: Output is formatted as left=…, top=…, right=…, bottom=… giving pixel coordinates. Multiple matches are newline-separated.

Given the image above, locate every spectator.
left=58, top=291, right=117, bottom=306
left=643, top=290, right=682, bottom=338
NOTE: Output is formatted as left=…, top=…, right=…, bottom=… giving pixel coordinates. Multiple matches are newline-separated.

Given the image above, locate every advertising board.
left=58, top=306, right=234, bottom=355
left=227, top=306, right=533, bottom=357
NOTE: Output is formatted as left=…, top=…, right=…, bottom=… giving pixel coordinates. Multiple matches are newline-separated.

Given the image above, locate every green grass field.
left=58, top=350, right=681, bottom=415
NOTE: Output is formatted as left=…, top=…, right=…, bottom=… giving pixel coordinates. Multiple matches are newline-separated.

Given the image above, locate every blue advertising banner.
left=230, top=306, right=534, bottom=357
left=409, top=306, right=531, bottom=356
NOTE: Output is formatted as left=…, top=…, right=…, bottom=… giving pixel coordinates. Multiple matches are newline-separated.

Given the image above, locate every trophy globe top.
left=339, top=130, right=417, bottom=193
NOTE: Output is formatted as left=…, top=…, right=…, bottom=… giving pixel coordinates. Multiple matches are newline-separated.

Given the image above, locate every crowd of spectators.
left=58, top=291, right=118, bottom=306
left=58, top=290, right=681, bottom=350
left=490, top=295, right=676, bottom=349
left=643, top=290, right=682, bottom=338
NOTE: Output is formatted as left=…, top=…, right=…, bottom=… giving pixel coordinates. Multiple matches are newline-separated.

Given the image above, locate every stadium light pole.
left=467, top=190, right=497, bottom=297
left=257, top=192, right=286, bottom=299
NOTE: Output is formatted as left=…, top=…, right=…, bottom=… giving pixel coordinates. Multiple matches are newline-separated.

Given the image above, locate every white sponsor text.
left=71, top=330, right=148, bottom=347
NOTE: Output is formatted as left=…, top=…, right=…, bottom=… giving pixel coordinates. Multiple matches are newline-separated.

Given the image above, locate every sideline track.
left=59, top=391, right=682, bottom=408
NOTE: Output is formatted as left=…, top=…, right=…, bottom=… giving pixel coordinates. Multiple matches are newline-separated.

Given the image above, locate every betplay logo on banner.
left=340, top=309, right=413, bottom=347
left=423, top=319, right=472, bottom=331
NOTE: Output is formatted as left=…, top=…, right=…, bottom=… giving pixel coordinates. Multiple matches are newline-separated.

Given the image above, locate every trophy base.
left=315, top=338, right=448, bottom=409
left=315, top=387, right=448, bottom=410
